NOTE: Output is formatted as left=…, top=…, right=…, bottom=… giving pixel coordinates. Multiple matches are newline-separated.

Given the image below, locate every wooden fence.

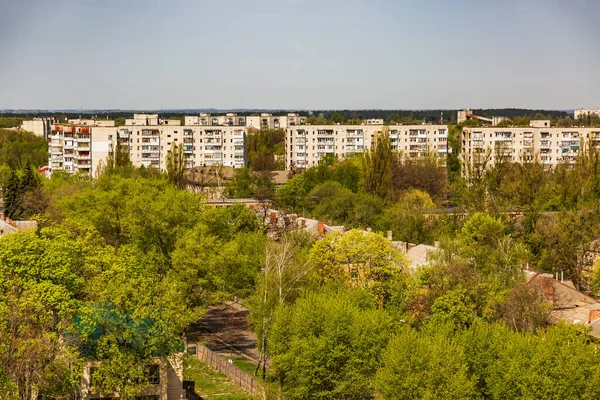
left=191, top=343, right=271, bottom=398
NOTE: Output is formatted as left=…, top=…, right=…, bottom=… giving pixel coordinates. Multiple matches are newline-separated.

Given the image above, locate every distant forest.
left=0, top=108, right=572, bottom=125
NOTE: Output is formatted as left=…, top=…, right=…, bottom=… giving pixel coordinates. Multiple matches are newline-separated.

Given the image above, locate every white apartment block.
left=574, top=108, right=600, bottom=120
left=461, top=123, right=600, bottom=170
left=48, top=124, right=93, bottom=175
left=48, top=114, right=249, bottom=176
left=21, top=117, right=55, bottom=137
left=285, top=124, right=449, bottom=169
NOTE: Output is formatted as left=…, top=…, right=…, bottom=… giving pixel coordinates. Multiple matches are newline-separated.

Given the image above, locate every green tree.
left=309, top=229, right=407, bottom=304
left=362, top=126, right=395, bottom=200
left=248, top=231, right=314, bottom=378
left=166, top=142, right=186, bottom=189
left=228, top=167, right=254, bottom=198
left=3, top=169, right=22, bottom=219
left=269, top=288, right=395, bottom=399
left=375, top=326, right=477, bottom=400
left=381, top=189, right=437, bottom=243
left=0, top=129, right=48, bottom=169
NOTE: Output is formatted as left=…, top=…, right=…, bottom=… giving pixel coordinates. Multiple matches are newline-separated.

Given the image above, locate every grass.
left=231, top=358, right=280, bottom=396
left=231, top=358, right=257, bottom=376
left=184, top=356, right=255, bottom=400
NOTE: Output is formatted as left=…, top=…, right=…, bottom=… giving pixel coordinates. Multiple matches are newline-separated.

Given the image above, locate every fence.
left=191, top=343, right=268, bottom=397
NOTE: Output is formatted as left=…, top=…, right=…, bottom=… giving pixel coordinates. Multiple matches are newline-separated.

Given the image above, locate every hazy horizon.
left=1, top=0, right=599, bottom=110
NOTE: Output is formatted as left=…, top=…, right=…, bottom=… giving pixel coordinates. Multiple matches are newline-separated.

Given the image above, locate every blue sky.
left=0, top=0, right=599, bottom=110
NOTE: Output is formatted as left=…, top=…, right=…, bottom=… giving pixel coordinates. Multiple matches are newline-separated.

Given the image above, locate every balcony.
left=77, top=146, right=90, bottom=151
left=141, top=130, right=160, bottom=137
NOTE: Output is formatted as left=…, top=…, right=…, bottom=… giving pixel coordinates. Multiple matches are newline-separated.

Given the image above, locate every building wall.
left=285, top=124, right=449, bottom=169
left=48, top=124, right=94, bottom=175
left=574, top=108, right=600, bottom=119
left=461, top=126, right=600, bottom=170
left=21, top=118, right=53, bottom=137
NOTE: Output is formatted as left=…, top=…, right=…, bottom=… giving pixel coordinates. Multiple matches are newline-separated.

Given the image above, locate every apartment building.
left=48, top=123, right=94, bottom=175
left=285, top=124, right=449, bottom=169
left=48, top=114, right=249, bottom=176
left=461, top=122, right=600, bottom=170
left=246, top=113, right=306, bottom=130
left=21, top=117, right=56, bottom=138
left=574, top=108, right=600, bottom=120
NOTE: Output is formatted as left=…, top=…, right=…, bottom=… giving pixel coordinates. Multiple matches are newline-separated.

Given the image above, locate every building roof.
left=406, top=244, right=438, bottom=269
left=527, top=271, right=600, bottom=337
left=0, top=218, right=37, bottom=236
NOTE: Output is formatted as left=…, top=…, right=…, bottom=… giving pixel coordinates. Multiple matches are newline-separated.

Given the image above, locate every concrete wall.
left=461, top=126, right=600, bottom=170
left=285, top=124, right=449, bottom=169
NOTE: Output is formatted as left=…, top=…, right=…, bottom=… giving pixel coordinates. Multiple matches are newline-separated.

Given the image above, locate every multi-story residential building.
left=48, top=114, right=249, bottom=176
left=246, top=113, right=306, bottom=130
left=574, top=108, right=600, bottom=120
left=285, top=124, right=449, bottom=169
left=48, top=123, right=94, bottom=174
left=461, top=122, right=600, bottom=171
left=21, top=117, right=57, bottom=138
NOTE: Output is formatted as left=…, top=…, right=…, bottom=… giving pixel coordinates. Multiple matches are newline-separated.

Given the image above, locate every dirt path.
left=187, top=301, right=261, bottom=363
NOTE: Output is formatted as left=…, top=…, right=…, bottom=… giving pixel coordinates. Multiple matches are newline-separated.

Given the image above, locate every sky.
left=0, top=0, right=599, bottom=110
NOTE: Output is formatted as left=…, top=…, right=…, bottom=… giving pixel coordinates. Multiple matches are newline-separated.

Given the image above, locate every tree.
left=498, top=281, right=551, bottom=333
left=381, top=189, right=437, bottom=243
left=20, top=163, right=38, bottom=193
left=375, top=326, right=477, bottom=400
left=249, top=231, right=314, bottom=378
left=393, top=152, right=447, bottom=200
left=268, top=288, right=395, bottom=399
left=166, top=142, right=186, bottom=189
left=309, top=229, right=407, bottom=304
left=3, top=169, right=22, bottom=219
left=247, top=129, right=285, bottom=171
left=0, top=129, right=48, bottom=169
left=362, top=126, right=395, bottom=200
left=228, top=167, right=254, bottom=198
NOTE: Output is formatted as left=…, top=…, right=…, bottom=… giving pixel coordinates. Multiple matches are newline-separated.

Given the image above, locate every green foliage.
left=309, top=229, right=408, bottom=303
left=229, top=167, right=254, bottom=198
left=381, top=189, right=437, bottom=243
left=0, top=128, right=48, bottom=169
left=166, top=142, right=186, bottom=189
left=0, top=117, right=23, bottom=129
left=3, top=169, right=22, bottom=219
left=362, top=126, right=395, bottom=200
left=376, top=325, right=477, bottom=400
left=247, top=129, right=285, bottom=171
left=269, top=287, right=395, bottom=399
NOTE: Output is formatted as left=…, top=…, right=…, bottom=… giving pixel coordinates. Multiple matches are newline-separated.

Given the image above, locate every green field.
left=184, top=356, right=255, bottom=400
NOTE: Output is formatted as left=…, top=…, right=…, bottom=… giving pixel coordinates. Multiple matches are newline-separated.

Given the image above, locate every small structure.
left=527, top=271, right=600, bottom=338
left=0, top=215, right=37, bottom=237
left=80, top=355, right=183, bottom=400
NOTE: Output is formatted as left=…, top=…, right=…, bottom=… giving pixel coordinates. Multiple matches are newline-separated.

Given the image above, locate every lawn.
left=184, top=355, right=255, bottom=400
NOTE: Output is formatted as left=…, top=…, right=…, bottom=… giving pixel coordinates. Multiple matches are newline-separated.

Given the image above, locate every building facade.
left=461, top=123, right=600, bottom=171
left=48, top=123, right=94, bottom=175
left=285, top=124, right=449, bottom=169
left=21, top=117, right=55, bottom=138
left=47, top=114, right=249, bottom=176
left=574, top=108, right=600, bottom=120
